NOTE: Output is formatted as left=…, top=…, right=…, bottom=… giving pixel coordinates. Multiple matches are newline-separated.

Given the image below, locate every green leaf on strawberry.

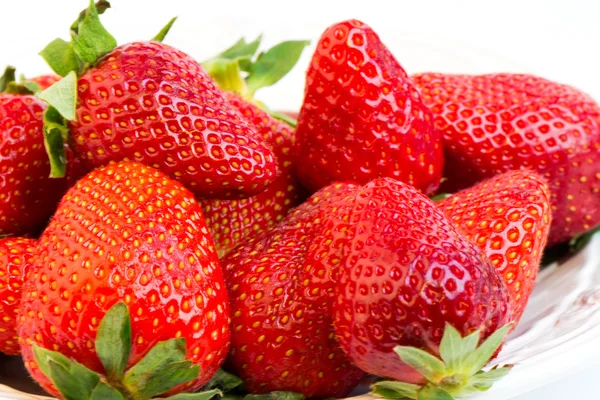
left=33, top=302, right=220, bottom=400
left=214, top=36, right=263, bottom=61
left=95, top=302, right=131, bottom=382
left=70, top=0, right=117, bottom=65
left=37, top=71, right=78, bottom=121
left=244, top=392, right=304, bottom=400
left=0, top=66, right=17, bottom=92
left=372, top=323, right=513, bottom=400
left=39, top=39, right=80, bottom=77
left=90, top=382, right=125, bottom=400
left=153, top=17, right=178, bottom=42
left=160, top=389, right=222, bottom=400
left=245, top=40, right=309, bottom=96
left=41, top=106, right=69, bottom=178
left=202, top=369, right=244, bottom=392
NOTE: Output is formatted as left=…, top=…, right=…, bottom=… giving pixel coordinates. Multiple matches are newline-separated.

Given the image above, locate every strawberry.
left=0, top=237, right=36, bottom=355
left=438, top=170, right=552, bottom=324
left=0, top=67, right=78, bottom=236
left=333, top=178, right=511, bottom=399
left=221, top=182, right=365, bottom=398
left=295, top=20, right=443, bottom=194
left=17, top=162, right=230, bottom=399
left=413, top=72, right=600, bottom=245
left=39, top=2, right=277, bottom=199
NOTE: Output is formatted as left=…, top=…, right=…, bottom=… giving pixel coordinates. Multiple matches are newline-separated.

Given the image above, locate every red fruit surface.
left=202, top=94, right=303, bottom=256
left=333, top=178, right=510, bottom=384
left=0, top=94, right=71, bottom=236
left=29, top=75, right=61, bottom=90
left=18, top=162, right=230, bottom=398
left=438, top=170, right=552, bottom=324
left=222, top=182, right=365, bottom=398
left=295, top=20, right=443, bottom=194
left=413, top=72, right=600, bottom=245
left=69, top=41, right=277, bottom=199
left=0, top=238, right=35, bottom=355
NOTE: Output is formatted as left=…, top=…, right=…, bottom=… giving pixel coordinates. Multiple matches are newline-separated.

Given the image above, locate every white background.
left=2, top=0, right=600, bottom=398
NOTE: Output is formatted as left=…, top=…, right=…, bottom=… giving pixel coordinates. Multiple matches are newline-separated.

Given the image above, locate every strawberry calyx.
left=0, top=66, right=42, bottom=95
left=33, top=302, right=220, bottom=400
left=202, top=36, right=309, bottom=126
left=37, top=0, right=177, bottom=178
left=371, top=323, right=513, bottom=400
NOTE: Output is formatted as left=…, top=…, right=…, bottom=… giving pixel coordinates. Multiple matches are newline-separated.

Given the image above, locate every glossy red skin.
left=438, top=170, right=551, bottom=324
left=202, top=94, right=303, bottom=257
left=333, top=178, right=510, bottom=384
left=29, top=75, right=61, bottom=90
left=18, top=162, right=230, bottom=398
left=0, top=238, right=36, bottom=355
left=413, top=72, right=600, bottom=245
left=0, top=94, right=71, bottom=236
left=69, top=41, right=277, bottom=199
left=295, top=20, right=443, bottom=194
left=222, top=182, right=365, bottom=398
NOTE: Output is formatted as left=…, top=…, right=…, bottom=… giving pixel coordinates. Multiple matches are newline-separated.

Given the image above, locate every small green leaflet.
left=416, top=383, right=454, bottom=400
left=123, top=338, right=200, bottom=398
left=394, top=346, right=446, bottom=384
left=202, top=369, right=244, bottom=392
left=90, top=382, right=125, bottom=400
left=161, top=389, right=222, bottom=400
left=42, top=106, right=69, bottom=178
left=371, top=381, right=421, bottom=399
left=33, top=345, right=101, bottom=400
left=71, top=0, right=112, bottom=33
left=463, top=324, right=511, bottom=376
left=71, top=0, right=117, bottom=64
left=0, top=66, right=16, bottom=92
left=439, top=323, right=479, bottom=373
left=96, top=302, right=132, bottom=382
left=245, top=40, right=310, bottom=96
left=37, top=71, right=78, bottom=121
left=244, top=391, right=304, bottom=400
left=39, top=39, right=80, bottom=77
left=38, top=71, right=76, bottom=178
left=213, top=35, right=262, bottom=61
left=153, top=17, right=178, bottom=42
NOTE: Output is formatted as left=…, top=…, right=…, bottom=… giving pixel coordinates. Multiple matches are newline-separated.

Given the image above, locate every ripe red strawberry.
left=66, top=41, right=277, bottom=199
left=333, top=178, right=510, bottom=392
left=295, top=20, right=443, bottom=194
left=221, top=182, right=365, bottom=398
left=18, top=162, right=230, bottom=398
left=202, top=93, right=303, bottom=256
left=0, top=68, right=80, bottom=236
left=413, top=72, right=600, bottom=245
left=0, top=237, right=35, bottom=355
left=438, top=170, right=552, bottom=324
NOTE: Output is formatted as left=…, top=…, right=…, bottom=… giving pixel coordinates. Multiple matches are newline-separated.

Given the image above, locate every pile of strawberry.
left=1, top=2, right=598, bottom=400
